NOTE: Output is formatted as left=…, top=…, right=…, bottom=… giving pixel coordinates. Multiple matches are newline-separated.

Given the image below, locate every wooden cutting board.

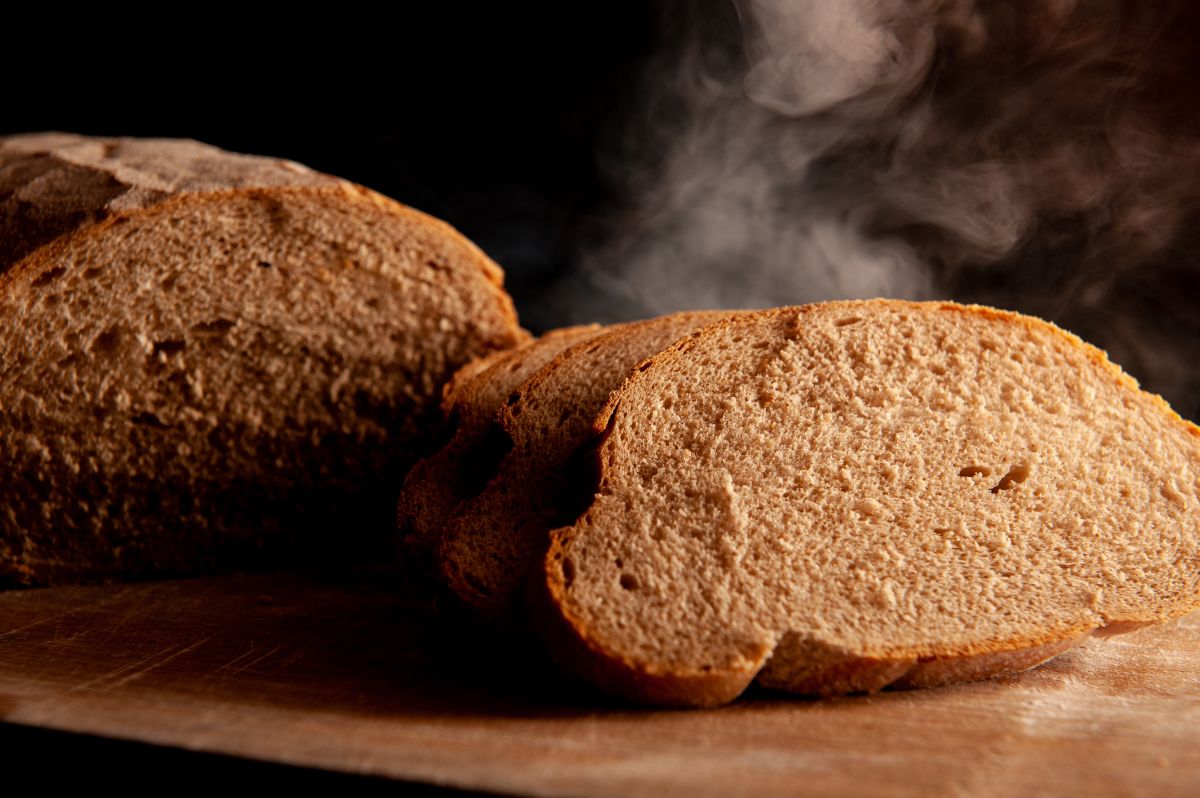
left=1, top=570, right=1197, bottom=797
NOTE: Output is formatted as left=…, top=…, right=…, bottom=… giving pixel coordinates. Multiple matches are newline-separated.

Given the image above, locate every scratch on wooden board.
left=209, top=643, right=286, bottom=677
left=270, top=620, right=367, bottom=673
left=63, top=636, right=213, bottom=693
left=0, top=586, right=141, bottom=642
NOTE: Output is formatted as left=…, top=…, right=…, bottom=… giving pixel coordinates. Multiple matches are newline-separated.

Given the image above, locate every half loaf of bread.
left=0, top=133, right=526, bottom=585
left=440, top=310, right=735, bottom=621
left=542, top=300, right=1200, bottom=706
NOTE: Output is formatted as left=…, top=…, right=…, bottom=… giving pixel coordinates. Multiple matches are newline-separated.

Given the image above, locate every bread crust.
left=541, top=300, right=1200, bottom=706
left=0, top=133, right=523, bottom=335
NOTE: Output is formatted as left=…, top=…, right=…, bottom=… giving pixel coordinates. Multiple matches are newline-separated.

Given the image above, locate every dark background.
left=1, top=5, right=665, bottom=327
left=3, top=2, right=1198, bottom=418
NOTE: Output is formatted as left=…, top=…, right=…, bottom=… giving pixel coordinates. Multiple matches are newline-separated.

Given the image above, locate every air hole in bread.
left=424, top=405, right=460, bottom=454
left=614, top=558, right=623, bottom=568
left=991, top=464, right=1030, bottom=493
left=930, top=363, right=947, bottom=376
left=257, top=260, right=272, bottom=269
left=353, top=389, right=379, bottom=417
left=835, top=317, right=862, bottom=327
left=619, top=573, right=638, bottom=590
left=32, top=267, right=67, bottom=288
left=152, top=339, right=186, bottom=357
left=959, top=466, right=991, bottom=478
left=91, top=326, right=124, bottom=356
left=132, top=411, right=167, bottom=427
left=558, top=438, right=607, bottom=527
left=561, top=557, right=575, bottom=587
left=460, top=422, right=515, bottom=498
left=82, top=267, right=104, bottom=280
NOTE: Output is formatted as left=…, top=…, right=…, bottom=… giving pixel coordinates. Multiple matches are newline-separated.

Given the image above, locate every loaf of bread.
left=439, top=311, right=735, bottom=621
left=399, top=324, right=606, bottom=556
left=0, top=133, right=527, bottom=585
left=540, top=301, right=1200, bottom=706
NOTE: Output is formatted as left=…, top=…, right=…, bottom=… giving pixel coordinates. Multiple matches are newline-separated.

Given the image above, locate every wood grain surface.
left=0, top=571, right=1197, bottom=797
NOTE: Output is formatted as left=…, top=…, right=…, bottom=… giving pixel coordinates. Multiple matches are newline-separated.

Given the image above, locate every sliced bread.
left=0, top=133, right=527, bottom=585
left=542, top=300, right=1200, bottom=706
left=439, top=310, right=736, bottom=621
left=399, top=324, right=607, bottom=555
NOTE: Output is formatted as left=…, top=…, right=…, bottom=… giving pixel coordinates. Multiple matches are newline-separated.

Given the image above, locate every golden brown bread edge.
left=0, top=133, right=522, bottom=323
left=536, top=300, right=1200, bottom=708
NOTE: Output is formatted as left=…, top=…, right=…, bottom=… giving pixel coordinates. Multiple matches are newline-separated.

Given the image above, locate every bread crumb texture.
left=398, top=324, right=606, bottom=555
left=0, top=134, right=526, bottom=584
left=546, top=300, right=1200, bottom=706
left=441, top=311, right=735, bottom=620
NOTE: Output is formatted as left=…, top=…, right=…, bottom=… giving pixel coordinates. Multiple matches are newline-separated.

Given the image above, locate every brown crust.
left=0, top=133, right=526, bottom=341
left=0, top=133, right=339, bottom=276
left=542, top=300, right=1200, bottom=707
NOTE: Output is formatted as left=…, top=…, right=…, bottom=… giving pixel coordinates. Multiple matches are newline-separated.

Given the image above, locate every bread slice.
left=0, top=133, right=527, bottom=585
left=399, top=324, right=607, bottom=555
left=541, top=300, right=1200, bottom=707
left=439, top=310, right=736, bottom=621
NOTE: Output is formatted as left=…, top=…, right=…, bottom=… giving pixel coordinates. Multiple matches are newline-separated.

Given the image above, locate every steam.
left=536, top=0, right=1200, bottom=414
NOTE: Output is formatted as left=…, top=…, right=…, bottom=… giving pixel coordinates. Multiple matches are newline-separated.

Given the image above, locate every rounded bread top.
left=0, top=133, right=344, bottom=275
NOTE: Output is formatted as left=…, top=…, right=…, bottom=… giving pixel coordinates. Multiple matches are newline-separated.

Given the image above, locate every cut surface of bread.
left=399, top=324, right=606, bottom=555
left=440, top=310, right=736, bottom=621
left=0, top=133, right=526, bottom=585
left=543, top=300, right=1200, bottom=706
